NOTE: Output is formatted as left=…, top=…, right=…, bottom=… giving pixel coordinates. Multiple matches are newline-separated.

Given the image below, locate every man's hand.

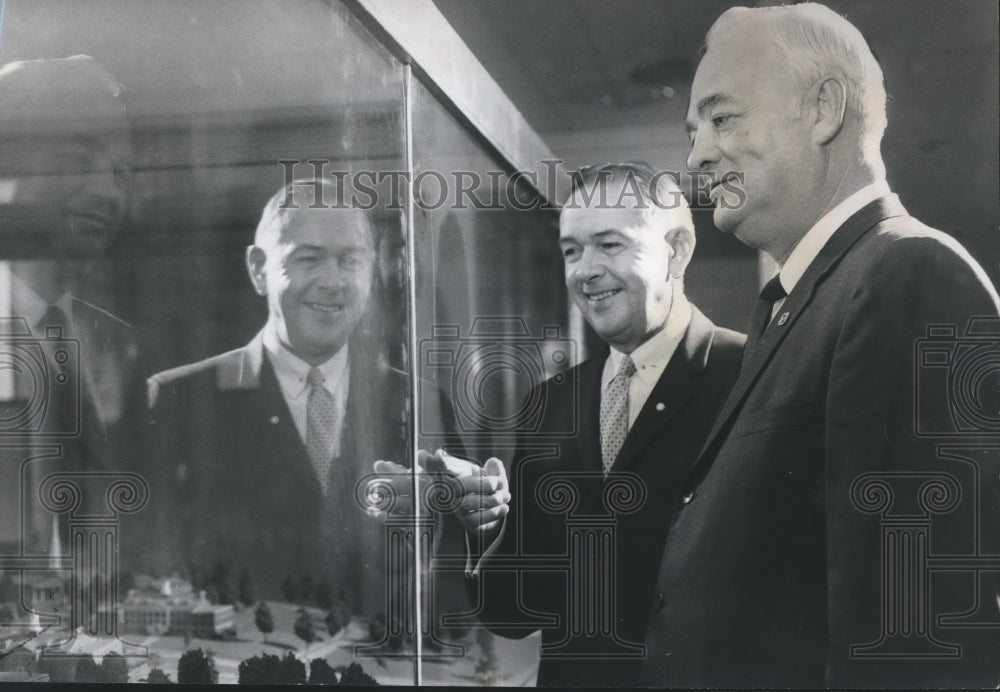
left=422, top=450, right=510, bottom=538
left=368, top=450, right=510, bottom=539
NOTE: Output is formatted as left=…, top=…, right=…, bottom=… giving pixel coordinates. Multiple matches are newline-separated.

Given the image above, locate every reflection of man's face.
left=560, top=178, right=674, bottom=354
left=4, top=131, right=130, bottom=257
left=685, top=22, right=815, bottom=255
left=255, top=207, right=375, bottom=365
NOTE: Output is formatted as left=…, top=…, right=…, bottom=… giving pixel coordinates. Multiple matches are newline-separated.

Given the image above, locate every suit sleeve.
left=824, top=232, right=1000, bottom=686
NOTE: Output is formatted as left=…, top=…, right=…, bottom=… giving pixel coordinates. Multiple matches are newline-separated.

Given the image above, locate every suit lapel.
left=688, top=195, right=908, bottom=482
left=611, top=307, right=713, bottom=473
left=227, top=333, right=321, bottom=495
left=575, top=355, right=605, bottom=474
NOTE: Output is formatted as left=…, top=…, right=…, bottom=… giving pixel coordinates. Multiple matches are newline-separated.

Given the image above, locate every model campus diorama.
left=0, top=559, right=521, bottom=684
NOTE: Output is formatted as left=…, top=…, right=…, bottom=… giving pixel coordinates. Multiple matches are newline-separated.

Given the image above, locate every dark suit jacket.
left=643, top=195, right=1000, bottom=687
left=468, top=307, right=745, bottom=687
left=136, top=330, right=457, bottom=617
left=0, top=297, right=142, bottom=551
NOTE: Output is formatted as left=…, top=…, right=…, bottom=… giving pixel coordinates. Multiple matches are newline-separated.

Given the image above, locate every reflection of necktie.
left=742, top=276, right=788, bottom=366
left=36, top=305, right=76, bottom=435
left=306, top=367, right=337, bottom=494
left=600, top=355, right=636, bottom=477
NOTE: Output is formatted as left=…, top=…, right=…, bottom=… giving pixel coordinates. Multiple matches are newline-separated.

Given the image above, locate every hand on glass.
left=369, top=449, right=509, bottom=538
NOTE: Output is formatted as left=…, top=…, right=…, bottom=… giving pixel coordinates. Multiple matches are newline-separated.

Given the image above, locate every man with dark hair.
left=143, top=179, right=456, bottom=617
left=380, top=162, right=745, bottom=685
left=643, top=3, right=1000, bottom=686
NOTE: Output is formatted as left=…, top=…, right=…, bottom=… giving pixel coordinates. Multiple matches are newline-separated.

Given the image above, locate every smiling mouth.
left=584, top=289, right=620, bottom=303
left=306, top=302, right=345, bottom=314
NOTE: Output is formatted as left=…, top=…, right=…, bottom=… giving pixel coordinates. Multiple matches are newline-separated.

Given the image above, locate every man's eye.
left=712, top=114, right=734, bottom=128
left=295, top=255, right=320, bottom=264
left=600, top=241, right=624, bottom=252
left=562, top=247, right=580, bottom=261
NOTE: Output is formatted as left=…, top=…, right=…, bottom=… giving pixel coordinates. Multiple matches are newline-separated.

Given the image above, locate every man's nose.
left=572, top=246, right=605, bottom=283
left=315, top=258, right=346, bottom=288
left=686, top=126, right=719, bottom=171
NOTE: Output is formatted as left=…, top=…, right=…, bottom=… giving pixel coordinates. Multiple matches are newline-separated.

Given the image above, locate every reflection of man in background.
left=390, top=164, right=745, bottom=686
left=643, top=4, right=1000, bottom=687
left=143, top=179, right=457, bottom=619
left=0, top=55, right=139, bottom=556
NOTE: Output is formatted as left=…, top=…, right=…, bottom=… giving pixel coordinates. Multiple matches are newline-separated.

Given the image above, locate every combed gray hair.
left=707, top=3, right=887, bottom=160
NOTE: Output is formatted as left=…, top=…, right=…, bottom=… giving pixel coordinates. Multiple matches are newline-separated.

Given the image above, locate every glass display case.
left=0, top=0, right=560, bottom=684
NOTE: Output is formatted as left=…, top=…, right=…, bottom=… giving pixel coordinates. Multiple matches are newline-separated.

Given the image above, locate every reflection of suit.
left=0, top=296, right=141, bottom=551
left=138, top=331, right=457, bottom=617
left=644, top=196, right=1000, bottom=687
left=470, top=308, right=744, bottom=687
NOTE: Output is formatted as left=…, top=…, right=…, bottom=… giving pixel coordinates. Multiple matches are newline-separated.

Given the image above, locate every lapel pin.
left=777, top=312, right=790, bottom=326
left=655, top=402, right=666, bottom=412
left=269, top=415, right=280, bottom=424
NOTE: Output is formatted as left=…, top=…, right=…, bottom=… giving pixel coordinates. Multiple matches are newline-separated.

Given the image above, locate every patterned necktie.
left=306, top=366, right=338, bottom=494
left=742, top=275, right=788, bottom=366
left=600, top=355, right=636, bottom=477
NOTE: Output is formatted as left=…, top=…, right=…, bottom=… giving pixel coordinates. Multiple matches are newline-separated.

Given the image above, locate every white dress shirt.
left=469, top=294, right=694, bottom=577
left=262, top=321, right=350, bottom=451
left=602, top=292, right=693, bottom=430
left=770, top=180, right=891, bottom=315
left=3, top=270, right=129, bottom=426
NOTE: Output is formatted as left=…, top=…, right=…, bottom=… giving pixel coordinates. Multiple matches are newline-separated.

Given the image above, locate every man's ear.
left=246, top=245, right=268, bottom=296
left=812, top=76, right=846, bottom=145
left=665, top=226, right=695, bottom=279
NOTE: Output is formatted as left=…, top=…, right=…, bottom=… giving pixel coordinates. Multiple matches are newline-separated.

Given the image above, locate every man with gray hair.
left=643, top=3, right=1000, bottom=686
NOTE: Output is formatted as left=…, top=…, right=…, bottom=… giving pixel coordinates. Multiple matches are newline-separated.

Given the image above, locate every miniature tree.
left=237, top=654, right=277, bottom=684
left=74, top=655, right=101, bottom=683
left=237, top=653, right=305, bottom=684
left=145, top=668, right=172, bottom=683
left=293, top=607, right=317, bottom=651
left=177, top=647, right=218, bottom=684
left=308, top=658, right=338, bottom=684
left=254, top=601, right=274, bottom=641
left=98, top=651, right=129, bottom=683
left=325, top=599, right=351, bottom=637
left=337, top=661, right=379, bottom=685
left=278, top=653, right=306, bottom=684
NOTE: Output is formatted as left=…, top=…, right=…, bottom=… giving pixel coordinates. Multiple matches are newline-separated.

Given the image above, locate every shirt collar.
left=607, top=292, right=693, bottom=388
left=779, top=180, right=890, bottom=294
left=262, top=320, right=349, bottom=399
left=7, top=270, right=75, bottom=333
